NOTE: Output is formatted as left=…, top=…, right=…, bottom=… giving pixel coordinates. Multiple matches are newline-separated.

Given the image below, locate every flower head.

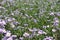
left=5, top=31, right=11, bottom=37
left=43, top=36, right=53, bottom=40
left=23, top=32, right=30, bottom=37
left=38, top=30, right=47, bottom=35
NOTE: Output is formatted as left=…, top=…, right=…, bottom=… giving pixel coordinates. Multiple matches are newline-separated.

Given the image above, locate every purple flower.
left=56, top=13, right=60, bottom=16
left=33, top=28, right=38, bottom=32
left=23, top=32, right=30, bottom=37
left=43, top=26, right=47, bottom=29
left=53, top=17, right=59, bottom=26
left=5, top=31, right=11, bottom=37
left=0, top=28, right=6, bottom=33
left=0, top=19, right=6, bottom=27
left=7, top=37, right=13, bottom=40
left=43, top=36, right=53, bottom=40
left=53, top=17, right=59, bottom=21
left=29, top=34, right=34, bottom=38
left=19, top=37, right=24, bottom=40
left=1, top=20, right=6, bottom=25
left=7, top=18, right=15, bottom=22
left=38, top=30, right=47, bottom=35
left=13, top=21, right=20, bottom=25
left=11, top=35, right=17, bottom=39
left=53, top=22, right=59, bottom=26
left=2, top=36, right=8, bottom=40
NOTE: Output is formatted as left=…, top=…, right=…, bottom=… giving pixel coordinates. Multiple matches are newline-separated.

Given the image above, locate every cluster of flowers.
left=0, top=0, right=60, bottom=40
left=0, top=15, right=56, bottom=40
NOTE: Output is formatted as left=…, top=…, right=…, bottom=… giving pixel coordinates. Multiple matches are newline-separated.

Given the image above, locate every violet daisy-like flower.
left=0, top=28, right=6, bottom=33
left=5, top=31, right=11, bottom=37
left=2, top=36, right=8, bottom=40
left=43, top=25, right=47, bottom=29
left=56, top=13, right=60, bottom=16
left=11, top=35, right=17, bottom=39
left=53, top=22, right=59, bottom=26
left=19, top=37, right=24, bottom=40
left=43, top=36, right=54, bottom=40
left=23, top=32, right=30, bottom=37
left=38, top=30, right=43, bottom=34
left=0, top=19, right=6, bottom=27
left=7, top=18, right=15, bottom=22
left=0, top=28, right=3, bottom=33
left=32, top=28, right=38, bottom=32
left=13, top=21, right=20, bottom=25
left=38, top=30, right=47, bottom=35
left=53, top=17, right=59, bottom=26
left=53, top=17, right=59, bottom=22
left=7, top=37, right=13, bottom=40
